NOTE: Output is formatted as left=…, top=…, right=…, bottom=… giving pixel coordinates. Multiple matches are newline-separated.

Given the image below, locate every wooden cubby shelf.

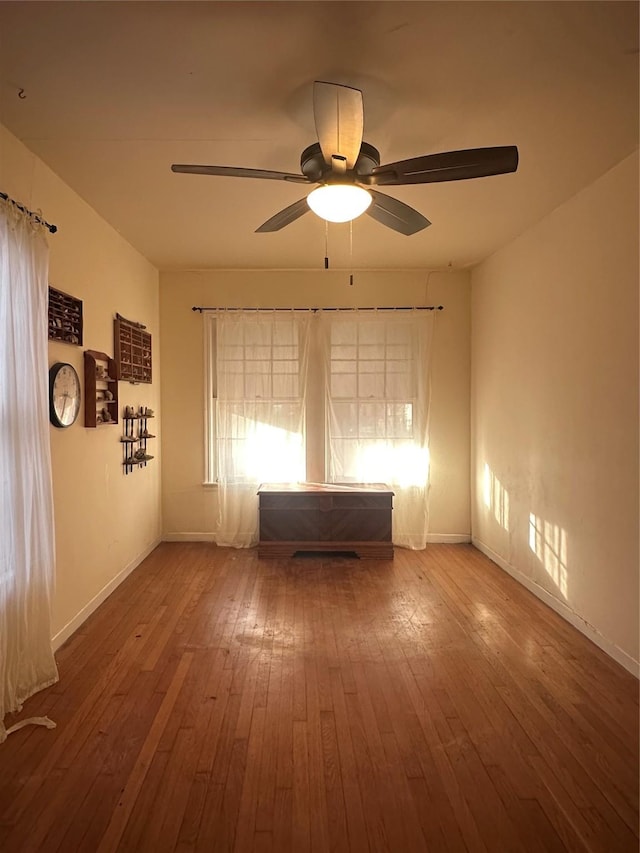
left=84, top=350, right=118, bottom=428
left=115, top=314, right=152, bottom=384
left=48, top=286, right=83, bottom=346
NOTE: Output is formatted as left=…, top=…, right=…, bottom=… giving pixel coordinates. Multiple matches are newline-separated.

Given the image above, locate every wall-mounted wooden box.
left=48, top=286, right=83, bottom=346
left=114, top=314, right=152, bottom=384
left=84, top=349, right=118, bottom=427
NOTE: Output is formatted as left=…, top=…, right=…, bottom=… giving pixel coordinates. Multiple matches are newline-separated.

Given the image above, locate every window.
left=204, top=308, right=434, bottom=548
left=0, top=198, right=59, bottom=738
left=206, top=311, right=309, bottom=485
left=324, top=312, right=430, bottom=487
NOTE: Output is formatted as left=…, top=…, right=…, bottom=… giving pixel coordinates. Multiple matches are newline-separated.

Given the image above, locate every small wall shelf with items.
left=84, top=350, right=118, bottom=428
left=48, top=286, right=83, bottom=346
left=121, top=406, right=156, bottom=474
left=114, top=314, right=152, bottom=384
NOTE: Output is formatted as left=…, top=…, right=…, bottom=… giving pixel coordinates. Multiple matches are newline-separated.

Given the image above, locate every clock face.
left=49, top=363, right=81, bottom=428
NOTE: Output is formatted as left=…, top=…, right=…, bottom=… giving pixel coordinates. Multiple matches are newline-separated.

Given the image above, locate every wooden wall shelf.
left=121, top=406, right=156, bottom=474
left=84, top=350, right=118, bottom=428
left=48, top=286, right=83, bottom=346
left=114, top=315, right=152, bottom=384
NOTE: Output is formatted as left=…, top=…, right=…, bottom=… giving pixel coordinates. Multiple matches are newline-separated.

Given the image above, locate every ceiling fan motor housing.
left=300, top=141, right=381, bottom=183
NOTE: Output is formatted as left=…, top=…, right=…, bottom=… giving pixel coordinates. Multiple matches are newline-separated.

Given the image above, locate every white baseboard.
left=426, top=533, right=472, bottom=544
left=472, top=537, right=639, bottom=679
left=162, top=532, right=216, bottom=542
left=161, top=532, right=471, bottom=545
left=51, top=538, right=162, bottom=652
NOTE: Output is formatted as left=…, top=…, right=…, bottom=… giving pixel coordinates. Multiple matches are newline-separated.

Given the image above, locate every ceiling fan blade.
left=366, top=190, right=431, bottom=236
left=313, top=81, right=364, bottom=170
left=368, top=146, right=519, bottom=186
left=171, top=164, right=310, bottom=183
left=255, top=197, right=311, bottom=233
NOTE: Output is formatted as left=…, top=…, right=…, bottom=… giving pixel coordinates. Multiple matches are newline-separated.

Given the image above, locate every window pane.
left=273, top=345, right=298, bottom=360
left=331, top=370, right=357, bottom=398
left=273, top=374, right=299, bottom=398
left=332, top=344, right=357, bottom=360
left=331, top=401, right=358, bottom=437
left=387, top=402, right=414, bottom=438
left=358, top=372, right=384, bottom=399
left=359, top=402, right=386, bottom=437
left=358, top=360, right=384, bottom=374
left=359, top=344, right=385, bottom=361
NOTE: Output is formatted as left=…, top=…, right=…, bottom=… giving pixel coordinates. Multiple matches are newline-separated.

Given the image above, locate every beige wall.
left=471, top=151, right=639, bottom=672
left=160, top=269, right=471, bottom=540
left=0, top=124, right=162, bottom=644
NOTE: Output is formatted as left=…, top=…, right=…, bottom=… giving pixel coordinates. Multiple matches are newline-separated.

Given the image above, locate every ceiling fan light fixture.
left=307, top=184, right=372, bottom=223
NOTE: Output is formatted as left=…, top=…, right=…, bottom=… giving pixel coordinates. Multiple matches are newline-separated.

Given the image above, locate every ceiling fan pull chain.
left=324, top=220, right=329, bottom=269
left=349, top=220, right=354, bottom=286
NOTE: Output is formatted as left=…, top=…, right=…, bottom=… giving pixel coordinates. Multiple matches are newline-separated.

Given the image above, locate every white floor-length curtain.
left=0, top=198, right=59, bottom=743
left=215, top=310, right=311, bottom=547
left=321, top=308, right=435, bottom=549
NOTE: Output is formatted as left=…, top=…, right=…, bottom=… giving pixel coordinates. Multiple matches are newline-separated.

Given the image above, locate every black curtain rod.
left=193, top=305, right=444, bottom=313
left=0, top=191, right=57, bottom=234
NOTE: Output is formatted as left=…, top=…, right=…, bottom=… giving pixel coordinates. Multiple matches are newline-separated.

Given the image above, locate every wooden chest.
left=257, top=482, right=394, bottom=559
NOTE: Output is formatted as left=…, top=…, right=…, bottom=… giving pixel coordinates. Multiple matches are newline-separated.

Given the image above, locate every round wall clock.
left=49, top=362, right=81, bottom=428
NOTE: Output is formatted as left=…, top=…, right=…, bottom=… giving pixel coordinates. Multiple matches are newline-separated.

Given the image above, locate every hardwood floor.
left=0, top=543, right=637, bottom=852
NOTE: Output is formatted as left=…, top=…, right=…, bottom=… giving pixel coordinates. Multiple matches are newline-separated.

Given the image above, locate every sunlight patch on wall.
left=482, top=462, right=510, bottom=531
left=528, top=512, right=568, bottom=599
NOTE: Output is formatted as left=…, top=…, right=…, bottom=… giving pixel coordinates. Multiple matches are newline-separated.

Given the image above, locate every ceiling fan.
left=171, top=81, right=519, bottom=236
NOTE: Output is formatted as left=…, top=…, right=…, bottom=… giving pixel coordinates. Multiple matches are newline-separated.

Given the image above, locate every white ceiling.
left=0, top=1, right=637, bottom=271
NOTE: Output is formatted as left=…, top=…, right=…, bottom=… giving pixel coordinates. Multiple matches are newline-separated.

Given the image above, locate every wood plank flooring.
left=0, top=543, right=637, bottom=852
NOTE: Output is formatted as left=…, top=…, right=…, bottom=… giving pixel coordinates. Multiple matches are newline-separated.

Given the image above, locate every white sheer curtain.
left=215, top=310, right=311, bottom=547
left=0, top=198, right=58, bottom=743
left=321, top=309, right=435, bottom=549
